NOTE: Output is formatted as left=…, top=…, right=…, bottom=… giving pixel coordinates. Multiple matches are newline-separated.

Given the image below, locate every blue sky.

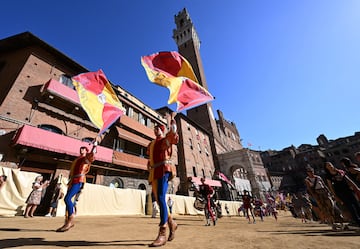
left=1, top=0, right=360, bottom=151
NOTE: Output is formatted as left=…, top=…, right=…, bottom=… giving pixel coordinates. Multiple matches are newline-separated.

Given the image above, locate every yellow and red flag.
left=141, top=51, right=214, bottom=111
left=72, top=69, right=124, bottom=135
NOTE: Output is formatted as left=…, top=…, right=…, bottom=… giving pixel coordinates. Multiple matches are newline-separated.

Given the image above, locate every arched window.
left=109, top=178, right=124, bottom=188
left=38, top=124, right=64, bottom=135
left=138, top=183, right=146, bottom=190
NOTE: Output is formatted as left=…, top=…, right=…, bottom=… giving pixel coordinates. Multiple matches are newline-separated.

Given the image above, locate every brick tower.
left=172, top=8, right=242, bottom=169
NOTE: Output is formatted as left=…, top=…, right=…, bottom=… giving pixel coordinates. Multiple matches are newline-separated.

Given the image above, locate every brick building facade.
left=0, top=32, right=167, bottom=194
left=0, top=8, right=274, bottom=201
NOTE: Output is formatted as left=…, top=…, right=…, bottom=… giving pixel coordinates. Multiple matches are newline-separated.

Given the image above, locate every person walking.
left=242, top=190, right=256, bottom=223
left=324, top=161, right=360, bottom=227
left=147, top=113, right=178, bottom=247
left=198, top=177, right=216, bottom=226
left=304, top=166, right=342, bottom=227
left=340, top=157, right=360, bottom=188
left=56, top=141, right=97, bottom=232
left=253, top=196, right=264, bottom=221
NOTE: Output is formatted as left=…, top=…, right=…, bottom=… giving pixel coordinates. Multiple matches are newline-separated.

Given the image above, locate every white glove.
left=92, top=141, right=98, bottom=154
left=170, top=120, right=177, bottom=133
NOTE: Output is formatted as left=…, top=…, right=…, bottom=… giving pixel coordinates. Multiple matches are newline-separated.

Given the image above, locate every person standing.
left=167, top=196, right=174, bottom=214
left=45, top=182, right=64, bottom=217
left=24, top=175, right=49, bottom=218
left=147, top=113, right=178, bottom=247
left=56, top=141, right=97, bottom=232
left=225, top=203, right=230, bottom=216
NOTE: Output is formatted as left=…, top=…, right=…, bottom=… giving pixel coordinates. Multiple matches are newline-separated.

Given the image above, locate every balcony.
left=12, top=125, right=113, bottom=163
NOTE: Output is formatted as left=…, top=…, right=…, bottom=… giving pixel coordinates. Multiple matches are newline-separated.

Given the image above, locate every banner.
left=72, top=69, right=124, bottom=135
left=141, top=51, right=214, bottom=111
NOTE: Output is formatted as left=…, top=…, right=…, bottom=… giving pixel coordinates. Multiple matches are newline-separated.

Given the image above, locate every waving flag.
left=72, top=69, right=124, bottom=135
left=215, top=170, right=236, bottom=189
left=141, top=51, right=214, bottom=111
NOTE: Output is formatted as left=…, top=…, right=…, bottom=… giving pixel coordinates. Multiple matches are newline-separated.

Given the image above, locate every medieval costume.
left=147, top=118, right=178, bottom=247
left=56, top=142, right=97, bottom=232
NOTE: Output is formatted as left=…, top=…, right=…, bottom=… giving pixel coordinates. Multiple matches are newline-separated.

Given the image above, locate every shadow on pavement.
left=0, top=237, right=152, bottom=248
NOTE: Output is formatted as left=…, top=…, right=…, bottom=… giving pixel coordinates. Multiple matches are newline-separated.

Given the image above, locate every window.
left=110, top=178, right=124, bottom=188
left=114, top=138, right=125, bottom=152
left=205, top=147, right=209, bottom=156
left=180, top=19, right=184, bottom=27
left=139, top=113, right=145, bottom=125
left=147, top=118, right=152, bottom=128
left=138, top=183, right=146, bottom=190
left=189, top=138, right=193, bottom=150
left=202, top=169, right=205, bottom=178
left=192, top=166, right=197, bottom=177
left=122, top=103, right=129, bottom=114
left=232, top=133, right=236, bottom=141
left=128, top=107, right=134, bottom=118
left=82, top=137, right=94, bottom=143
left=197, top=143, right=201, bottom=153
left=38, top=124, right=64, bottom=135
left=59, top=75, right=75, bottom=89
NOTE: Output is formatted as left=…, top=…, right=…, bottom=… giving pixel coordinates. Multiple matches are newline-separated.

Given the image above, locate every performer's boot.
left=149, top=226, right=167, bottom=247
left=56, top=214, right=75, bottom=232
left=167, top=216, right=178, bottom=241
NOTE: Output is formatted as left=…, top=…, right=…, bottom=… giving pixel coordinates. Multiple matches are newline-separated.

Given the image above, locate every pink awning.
left=189, top=176, right=222, bottom=187
left=42, top=79, right=80, bottom=105
left=12, top=125, right=113, bottom=163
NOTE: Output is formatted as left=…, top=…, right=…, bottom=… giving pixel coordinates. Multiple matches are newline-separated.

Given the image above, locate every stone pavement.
left=0, top=213, right=360, bottom=249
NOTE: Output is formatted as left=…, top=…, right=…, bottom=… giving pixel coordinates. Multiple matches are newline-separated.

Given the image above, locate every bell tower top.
left=172, top=8, right=200, bottom=50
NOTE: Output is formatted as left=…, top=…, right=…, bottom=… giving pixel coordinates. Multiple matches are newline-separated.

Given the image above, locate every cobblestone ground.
left=0, top=212, right=360, bottom=249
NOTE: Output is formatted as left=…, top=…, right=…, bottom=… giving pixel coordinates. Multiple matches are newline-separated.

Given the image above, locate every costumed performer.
left=147, top=113, right=178, bottom=247
left=56, top=140, right=97, bottom=232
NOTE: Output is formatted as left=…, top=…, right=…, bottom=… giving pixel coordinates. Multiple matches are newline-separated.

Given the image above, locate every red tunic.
left=69, top=152, right=94, bottom=185
left=242, top=195, right=252, bottom=209
left=147, top=130, right=178, bottom=181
